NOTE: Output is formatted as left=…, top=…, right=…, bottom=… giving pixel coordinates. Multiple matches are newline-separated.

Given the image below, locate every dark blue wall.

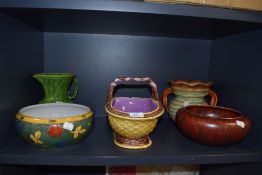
left=210, top=29, right=262, bottom=151
left=44, top=33, right=211, bottom=116
left=0, top=13, right=43, bottom=149
left=206, top=29, right=262, bottom=175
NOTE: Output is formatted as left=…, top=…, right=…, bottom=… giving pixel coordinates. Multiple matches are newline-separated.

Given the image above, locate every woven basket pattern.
left=108, top=114, right=158, bottom=139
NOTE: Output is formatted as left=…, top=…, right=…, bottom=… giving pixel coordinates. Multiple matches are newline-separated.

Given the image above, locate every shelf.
left=0, top=0, right=262, bottom=39
left=0, top=116, right=260, bottom=166
left=1, top=0, right=262, bottom=23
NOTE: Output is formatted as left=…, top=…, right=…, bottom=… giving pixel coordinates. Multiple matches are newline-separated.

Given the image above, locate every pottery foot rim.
left=114, top=138, right=152, bottom=149
left=113, top=133, right=152, bottom=149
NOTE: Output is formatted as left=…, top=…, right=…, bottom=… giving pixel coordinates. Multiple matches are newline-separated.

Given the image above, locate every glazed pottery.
left=176, top=105, right=251, bottom=146
left=33, top=73, right=78, bottom=103
left=162, top=80, right=217, bottom=121
left=105, top=77, right=164, bottom=149
left=16, top=103, right=93, bottom=149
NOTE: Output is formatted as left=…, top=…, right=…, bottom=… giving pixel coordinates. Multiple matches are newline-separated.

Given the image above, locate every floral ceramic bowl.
left=16, top=103, right=93, bottom=149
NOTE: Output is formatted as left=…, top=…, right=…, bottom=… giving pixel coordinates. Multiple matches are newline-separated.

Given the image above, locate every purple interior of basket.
left=112, top=97, right=158, bottom=113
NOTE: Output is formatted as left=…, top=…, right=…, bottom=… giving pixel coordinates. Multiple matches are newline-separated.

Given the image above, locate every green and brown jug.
left=162, top=80, right=217, bottom=121
left=33, top=73, right=78, bottom=103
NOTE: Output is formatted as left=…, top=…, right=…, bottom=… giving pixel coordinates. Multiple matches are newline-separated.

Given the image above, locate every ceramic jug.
left=33, top=73, right=78, bottom=103
left=162, top=80, right=217, bottom=121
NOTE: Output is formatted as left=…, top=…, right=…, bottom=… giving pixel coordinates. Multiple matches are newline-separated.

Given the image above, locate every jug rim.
left=168, top=79, right=212, bottom=91
left=33, top=73, right=75, bottom=77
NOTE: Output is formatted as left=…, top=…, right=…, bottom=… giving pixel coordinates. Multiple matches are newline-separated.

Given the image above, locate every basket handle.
left=107, top=77, right=159, bottom=103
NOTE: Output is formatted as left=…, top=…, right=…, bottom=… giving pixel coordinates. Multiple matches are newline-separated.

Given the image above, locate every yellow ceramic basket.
left=105, top=77, right=164, bottom=149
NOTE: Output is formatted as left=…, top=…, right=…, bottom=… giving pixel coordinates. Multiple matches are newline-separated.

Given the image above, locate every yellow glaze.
left=30, top=130, right=44, bottom=144
left=16, top=112, right=93, bottom=124
left=71, top=125, right=86, bottom=139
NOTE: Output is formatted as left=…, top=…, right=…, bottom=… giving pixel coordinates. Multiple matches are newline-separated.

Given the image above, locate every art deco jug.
left=33, top=73, right=78, bottom=103
left=162, top=80, right=217, bottom=121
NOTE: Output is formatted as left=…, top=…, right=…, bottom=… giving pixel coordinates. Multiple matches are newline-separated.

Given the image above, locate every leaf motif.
left=73, top=132, right=79, bottom=139
left=75, top=126, right=82, bottom=132
left=72, top=126, right=86, bottom=139
left=30, top=134, right=36, bottom=142
left=35, top=131, right=42, bottom=139
left=30, top=132, right=44, bottom=144
left=79, top=129, right=86, bottom=134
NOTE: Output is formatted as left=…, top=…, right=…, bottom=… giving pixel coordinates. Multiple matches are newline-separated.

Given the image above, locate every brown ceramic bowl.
left=176, top=105, right=251, bottom=146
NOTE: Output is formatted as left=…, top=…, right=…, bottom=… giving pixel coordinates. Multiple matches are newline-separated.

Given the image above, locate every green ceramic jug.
left=33, top=73, right=78, bottom=103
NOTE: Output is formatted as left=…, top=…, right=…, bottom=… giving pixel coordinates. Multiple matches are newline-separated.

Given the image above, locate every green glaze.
left=33, top=73, right=78, bottom=103
left=163, top=80, right=217, bottom=121
left=168, top=89, right=208, bottom=121
left=16, top=116, right=93, bottom=149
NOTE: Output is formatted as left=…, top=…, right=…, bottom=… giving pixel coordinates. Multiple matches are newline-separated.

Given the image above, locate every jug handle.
left=162, top=88, right=173, bottom=112
left=208, top=90, right=218, bottom=106
left=68, top=77, right=78, bottom=100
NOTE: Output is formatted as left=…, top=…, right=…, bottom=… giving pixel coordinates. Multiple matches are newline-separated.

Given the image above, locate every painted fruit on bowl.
left=16, top=103, right=93, bottom=149
left=176, top=105, right=251, bottom=146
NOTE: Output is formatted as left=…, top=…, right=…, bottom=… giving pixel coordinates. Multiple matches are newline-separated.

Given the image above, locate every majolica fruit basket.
left=105, top=77, right=164, bottom=149
left=16, top=103, right=93, bottom=149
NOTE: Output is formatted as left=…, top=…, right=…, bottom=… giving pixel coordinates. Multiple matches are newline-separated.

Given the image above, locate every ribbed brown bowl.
left=176, top=105, right=251, bottom=146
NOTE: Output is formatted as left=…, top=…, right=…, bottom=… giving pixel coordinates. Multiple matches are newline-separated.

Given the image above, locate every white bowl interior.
left=19, top=103, right=91, bottom=119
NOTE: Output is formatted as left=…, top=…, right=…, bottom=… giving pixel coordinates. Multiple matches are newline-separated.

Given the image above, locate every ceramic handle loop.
left=208, top=90, right=218, bottom=106
left=107, top=77, right=159, bottom=102
left=68, top=77, right=78, bottom=100
left=162, top=89, right=218, bottom=112
left=162, top=88, right=173, bottom=112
